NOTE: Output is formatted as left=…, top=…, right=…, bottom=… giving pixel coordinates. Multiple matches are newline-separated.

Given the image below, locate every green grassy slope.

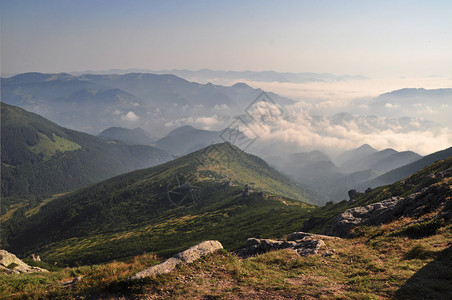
left=4, top=142, right=323, bottom=265
left=302, top=154, right=452, bottom=233
left=1, top=103, right=172, bottom=221
left=2, top=149, right=451, bottom=299
left=1, top=193, right=450, bottom=299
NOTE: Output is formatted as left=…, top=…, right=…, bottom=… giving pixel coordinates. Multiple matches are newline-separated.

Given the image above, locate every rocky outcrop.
left=326, top=182, right=452, bottom=237
left=128, top=240, right=223, bottom=280
left=242, top=184, right=251, bottom=198
left=325, top=197, right=402, bottom=237
left=236, top=232, right=338, bottom=258
left=0, top=250, right=48, bottom=274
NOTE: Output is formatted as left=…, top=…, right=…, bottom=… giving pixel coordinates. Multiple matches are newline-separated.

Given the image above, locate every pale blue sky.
left=1, top=0, right=451, bottom=77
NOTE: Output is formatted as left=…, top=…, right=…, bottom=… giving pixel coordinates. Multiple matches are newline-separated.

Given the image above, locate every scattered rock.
left=224, top=179, right=233, bottom=187
left=322, top=249, right=336, bottom=257
left=326, top=182, right=452, bottom=237
left=128, top=240, right=223, bottom=280
left=62, top=276, right=83, bottom=287
left=326, top=197, right=401, bottom=237
left=242, top=184, right=251, bottom=198
left=296, top=239, right=325, bottom=257
left=348, top=189, right=361, bottom=201
left=236, top=232, right=337, bottom=258
left=31, top=254, right=41, bottom=262
left=287, top=232, right=341, bottom=241
left=0, top=250, right=48, bottom=274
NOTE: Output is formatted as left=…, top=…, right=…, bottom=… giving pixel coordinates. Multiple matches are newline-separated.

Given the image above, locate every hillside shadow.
left=395, top=245, right=452, bottom=299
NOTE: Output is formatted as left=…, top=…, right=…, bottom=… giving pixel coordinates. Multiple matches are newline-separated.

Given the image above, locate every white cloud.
left=121, top=111, right=140, bottom=122
left=214, top=104, right=229, bottom=110
left=384, top=103, right=401, bottom=109
left=164, top=115, right=224, bottom=130
left=240, top=102, right=451, bottom=156
left=416, top=105, right=437, bottom=115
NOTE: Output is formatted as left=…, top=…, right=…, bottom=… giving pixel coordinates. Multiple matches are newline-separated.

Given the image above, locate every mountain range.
left=95, top=122, right=451, bottom=203
left=1, top=103, right=172, bottom=212
left=4, top=142, right=324, bottom=265
left=366, top=88, right=452, bottom=128
left=0, top=72, right=293, bottom=135
left=2, top=133, right=451, bottom=299
left=266, top=143, right=428, bottom=201
left=69, top=68, right=368, bottom=83
left=1, top=86, right=451, bottom=299
left=146, top=69, right=368, bottom=84
left=3, top=72, right=448, bottom=159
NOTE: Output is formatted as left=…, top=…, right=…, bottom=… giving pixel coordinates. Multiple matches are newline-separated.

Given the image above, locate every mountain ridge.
left=3, top=142, right=325, bottom=265
left=98, top=127, right=156, bottom=145
left=1, top=102, right=172, bottom=203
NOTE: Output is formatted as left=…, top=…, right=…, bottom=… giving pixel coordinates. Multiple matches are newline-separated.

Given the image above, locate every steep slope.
left=98, top=127, right=156, bottom=145
left=2, top=153, right=451, bottom=300
left=311, top=146, right=423, bottom=201
left=302, top=153, right=452, bottom=233
left=338, top=147, right=421, bottom=174
left=358, top=146, right=452, bottom=190
left=3, top=143, right=324, bottom=265
left=1, top=103, right=172, bottom=203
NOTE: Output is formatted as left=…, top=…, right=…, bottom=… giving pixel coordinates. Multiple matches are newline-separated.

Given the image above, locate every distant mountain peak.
left=98, top=126, right=156, bottom=145
left=357, top=144, right=376, bottom=151
left=231, top=82, right=251, bottom=89
left=166, top=125, right=198, bottom=137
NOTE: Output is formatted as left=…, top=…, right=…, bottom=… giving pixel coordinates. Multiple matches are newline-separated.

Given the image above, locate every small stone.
left=322, top=249, right=336, bottom=257
left=287, top=232, right=311, bottom=241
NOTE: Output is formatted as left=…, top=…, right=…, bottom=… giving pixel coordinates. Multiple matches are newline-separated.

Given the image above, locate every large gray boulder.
left=0, top=250, right=48, bottom=274
left=128, top=240, right=223, bottom=280
left=175, top=240, right=223, bottom=263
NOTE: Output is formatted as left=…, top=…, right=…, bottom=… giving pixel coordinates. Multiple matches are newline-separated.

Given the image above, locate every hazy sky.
left=1, top=0, right=452, bottom=77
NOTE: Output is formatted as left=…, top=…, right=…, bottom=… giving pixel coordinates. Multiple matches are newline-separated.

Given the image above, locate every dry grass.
left=1, top=221, right=451, bottom=299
